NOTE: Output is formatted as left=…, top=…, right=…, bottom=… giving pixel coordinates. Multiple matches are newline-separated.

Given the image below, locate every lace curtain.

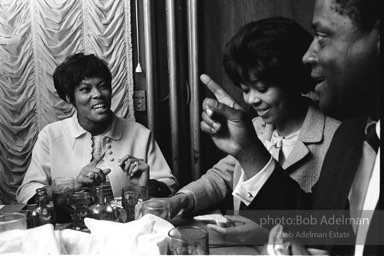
left=0, top=0, right=134, bottom=204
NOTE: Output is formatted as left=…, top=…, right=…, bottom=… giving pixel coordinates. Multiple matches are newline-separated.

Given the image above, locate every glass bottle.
left=88, top=185, right=115, bottom=221
left=32, top=187, right=56, bottom=227
left=24, top=204, right=39, bottom=228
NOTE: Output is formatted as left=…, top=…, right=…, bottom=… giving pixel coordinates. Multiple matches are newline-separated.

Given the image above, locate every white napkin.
left=0, top=224, right=61, bottom=254
left=83, top=214, right=174, bottom=255
left=57, top=228, right=93, bottom=254
left=0, top=214, right=173, bottom=255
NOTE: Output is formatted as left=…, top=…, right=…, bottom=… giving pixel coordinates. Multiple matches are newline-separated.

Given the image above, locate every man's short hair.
left=333, top=0, right=380, bottom=31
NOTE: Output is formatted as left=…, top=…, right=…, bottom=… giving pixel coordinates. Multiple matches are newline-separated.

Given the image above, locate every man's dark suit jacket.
left=242, top=118, right=382, bottom=254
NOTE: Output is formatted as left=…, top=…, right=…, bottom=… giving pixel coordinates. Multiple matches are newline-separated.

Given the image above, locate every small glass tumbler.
left=67, top=191, right=92, bottom=231
left=168, top=226, right=209, bottom=255
left=0, top=213, right=27, bottom=233
left=52, top=177, right=75, bottom=223
left=123, top=183, right=149, bottom=202
left=121, top=189, right=139, bottom=222
left=110, top=197, right=123, bottom=222
left=142, top=199, right=170, bottom=221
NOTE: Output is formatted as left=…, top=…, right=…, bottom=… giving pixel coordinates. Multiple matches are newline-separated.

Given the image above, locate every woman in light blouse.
left=17, top=53, right=177, bottom=204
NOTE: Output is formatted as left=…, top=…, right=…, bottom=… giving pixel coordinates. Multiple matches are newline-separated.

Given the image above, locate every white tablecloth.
left=0, top=214, right=173, bottom=255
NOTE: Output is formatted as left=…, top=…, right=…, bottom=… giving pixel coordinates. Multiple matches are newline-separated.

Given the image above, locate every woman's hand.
left=118, top=154, right=150, bottom=187
left=76, top=152, right=111, bottom=189
left=200, top=74, right=254, bottom=158
left=200, top=74, right=270, bottom=175
left=207, top=215, right=269, bottom=245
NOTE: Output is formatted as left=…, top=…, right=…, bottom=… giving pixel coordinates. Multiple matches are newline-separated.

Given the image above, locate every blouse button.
left=106, top=138, right=111, bottom=143
left=106, top=144, right=112, bottom=149
left=109, top=157, right=114, bottom=162
left=108, top=150, right=113, bottom=155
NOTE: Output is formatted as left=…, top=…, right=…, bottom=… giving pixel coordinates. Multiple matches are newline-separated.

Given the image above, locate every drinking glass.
left=123, top=183, right=149, bottom=202
left=121, top=184, right=150, bottom=222
left=52, top=177, right=75, bottom=223
left=142, top=199, right=170, bottom=221
left=121, top=189, right=139, bottom=222
left=168, top=226, right=209, bottom=255
left=67, top=191, right=92, bottom=231
left=110, top=196, right=123, bottom=221
left=0, top=213, right=27, bottom=233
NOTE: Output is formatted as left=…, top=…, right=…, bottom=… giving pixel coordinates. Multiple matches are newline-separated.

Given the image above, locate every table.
left=2, top=204, right=261, bottom=254
left=56, top=212, right=261, bottom=254
left=55, top=215, right=261, bottom=254
left=171, top=215, right=261, bottom=255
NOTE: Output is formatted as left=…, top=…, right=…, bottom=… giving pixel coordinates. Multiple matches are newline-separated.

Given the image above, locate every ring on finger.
left=132, top=161, right=139, bottom=168
left=87, top=172, right=95, bottom=178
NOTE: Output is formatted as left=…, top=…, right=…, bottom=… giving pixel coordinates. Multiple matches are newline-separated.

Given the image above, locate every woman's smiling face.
left=74, top=77, right=112, bottom=128
left=241, top=71, right=294, bottom=126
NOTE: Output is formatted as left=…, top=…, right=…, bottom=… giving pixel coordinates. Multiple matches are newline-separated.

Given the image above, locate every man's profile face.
left=302, top=0, right=379, bottom=120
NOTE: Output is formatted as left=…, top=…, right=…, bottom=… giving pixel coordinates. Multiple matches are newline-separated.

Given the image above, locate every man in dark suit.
left=198, top=0, right=380, bottom=254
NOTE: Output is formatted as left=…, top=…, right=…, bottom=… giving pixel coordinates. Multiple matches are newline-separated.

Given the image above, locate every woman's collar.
left=69, top=111, right=121, bottom=140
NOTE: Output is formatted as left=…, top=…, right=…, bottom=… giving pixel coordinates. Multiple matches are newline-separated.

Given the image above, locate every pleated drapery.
left=0, top=0, right=134, bottom=204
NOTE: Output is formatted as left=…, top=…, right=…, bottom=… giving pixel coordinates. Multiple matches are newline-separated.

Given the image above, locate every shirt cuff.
left=232, top=156, right=276, bottom=206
